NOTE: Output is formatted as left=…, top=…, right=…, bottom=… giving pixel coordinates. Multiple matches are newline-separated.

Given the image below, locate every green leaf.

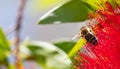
left=0, top=27, right=10, bottom=57
left=52, top=40, right=76, bottom=54
left=52, top=40, right=78, bottom=63
left=83, top=0, right=103, bottom=9
left=38, top=0, right=95, bottom=24
left=27, top=45, right=47, bottom=67
left=0, top=27, right=10, bottom=68
left=21, top=41, right=74, bottom=69
left=0, top=27, right=10, bottom=51
left=68, top=38, right=86, bottom=58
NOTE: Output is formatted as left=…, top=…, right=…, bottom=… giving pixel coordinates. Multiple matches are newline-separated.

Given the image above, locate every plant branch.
left=15, top=0, right=26, bottom=68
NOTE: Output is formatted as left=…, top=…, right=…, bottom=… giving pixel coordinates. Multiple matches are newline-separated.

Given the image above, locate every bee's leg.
left=72, top=33, right=81, bottom=40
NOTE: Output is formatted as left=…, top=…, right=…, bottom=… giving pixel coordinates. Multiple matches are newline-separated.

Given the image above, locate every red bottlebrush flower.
left=74, top=1, right=120, bottom=69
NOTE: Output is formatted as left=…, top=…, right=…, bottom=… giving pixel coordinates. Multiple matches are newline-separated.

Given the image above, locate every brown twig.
left=15, top=0, right=26, bottom=68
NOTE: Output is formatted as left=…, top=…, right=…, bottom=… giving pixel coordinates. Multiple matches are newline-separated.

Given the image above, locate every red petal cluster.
left=74, top=1, right=120, bottom=69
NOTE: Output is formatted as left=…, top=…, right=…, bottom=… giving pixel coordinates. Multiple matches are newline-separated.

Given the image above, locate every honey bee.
left=72, top=26, right=98, bottom=46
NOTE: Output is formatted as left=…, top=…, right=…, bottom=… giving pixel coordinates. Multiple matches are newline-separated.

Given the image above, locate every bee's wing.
left=72, top=33, right=81, bottom=40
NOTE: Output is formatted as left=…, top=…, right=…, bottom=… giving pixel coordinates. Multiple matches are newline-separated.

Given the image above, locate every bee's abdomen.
left=85, top=33, right=98, bottom=46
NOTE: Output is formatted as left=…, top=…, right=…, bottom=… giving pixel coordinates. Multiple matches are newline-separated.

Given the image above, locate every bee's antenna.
left=72, top=33, right=80, bottom=40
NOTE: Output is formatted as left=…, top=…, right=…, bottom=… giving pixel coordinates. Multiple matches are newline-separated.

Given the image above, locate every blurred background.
left=0, top=0, right=86, bottom=69
left=0, top=0, right=85, bottom=41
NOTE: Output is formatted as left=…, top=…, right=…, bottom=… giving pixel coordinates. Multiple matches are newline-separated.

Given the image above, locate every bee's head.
left=72, top=26, right=88, bottom=40
left=80, top=26, right=88, bottom=37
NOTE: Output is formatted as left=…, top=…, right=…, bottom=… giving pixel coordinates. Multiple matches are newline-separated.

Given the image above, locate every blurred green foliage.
left=20, top=41, right=76, bottom=69
left=53, top=41, right=76, bottom=54
left=0, top=27, right=10, bottom=68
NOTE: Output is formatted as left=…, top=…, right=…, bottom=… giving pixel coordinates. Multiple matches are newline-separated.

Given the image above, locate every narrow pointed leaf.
left=68, top=38, right=86, bottom=58
left=38, top=0, right=95, bottom=24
